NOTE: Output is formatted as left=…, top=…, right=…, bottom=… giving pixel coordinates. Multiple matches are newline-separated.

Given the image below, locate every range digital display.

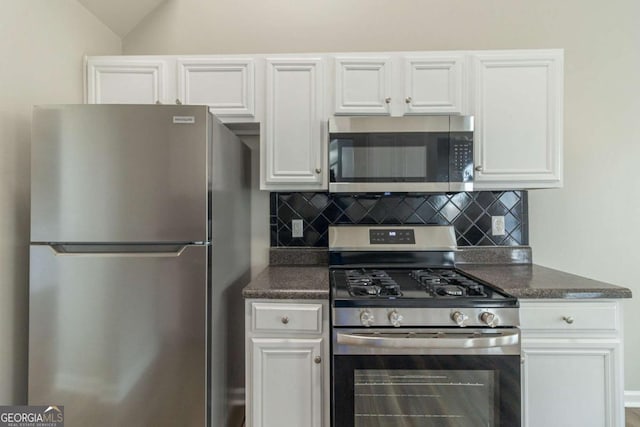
left=369, top=229, right=416, bottom=244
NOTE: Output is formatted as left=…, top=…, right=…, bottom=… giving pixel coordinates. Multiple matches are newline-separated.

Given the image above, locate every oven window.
left=354, top=369, right=494, bottom=427
left=332, top=354, right=520, bottom=427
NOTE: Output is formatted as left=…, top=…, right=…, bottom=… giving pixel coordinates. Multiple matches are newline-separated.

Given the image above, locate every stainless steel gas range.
left=329, top=225, right=521, bottom=427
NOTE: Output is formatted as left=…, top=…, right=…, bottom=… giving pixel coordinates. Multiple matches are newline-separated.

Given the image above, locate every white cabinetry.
left=176, top=58, right=256, bottom=119
left=86, top=49, right=565, bottom=191
left=262, top=58, right=326, bottom=189
left=245, top=300, right=329, bottom=427
left=520, top=300, right=624, bottom=427
left=334, top=53, right=466, bottom=116
left=471, top=50, right=563, bottom=189
left=86, top=55, right=258, bottom=121
left=334, top=56, right=392, bottom=115
left=86, top=57, right=170, bottom=105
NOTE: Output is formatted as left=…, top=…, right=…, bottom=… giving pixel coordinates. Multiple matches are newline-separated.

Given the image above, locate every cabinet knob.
left=281, top=316, right=289, bottom=325
left=155, top=100, right=162, bottom=105
left=475, top=166, right=483, bottom=172
left=405, top=96, right=412, bottom=104
left=562, top=316, right=574, bottom=324
left=315, top=168, right=322, bottom=174
left=314, top=356, right=322, bottom=364
left=384, top=97, right=391, bottom=104
left=175, top=99, right=182, bottom=105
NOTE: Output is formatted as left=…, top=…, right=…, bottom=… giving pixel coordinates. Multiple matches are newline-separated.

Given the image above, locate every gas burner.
left=345, top=269, right=402, bottom=298
left=434, top=285, right=464, bottom=297
left=410, top=269, right=488, bottom=298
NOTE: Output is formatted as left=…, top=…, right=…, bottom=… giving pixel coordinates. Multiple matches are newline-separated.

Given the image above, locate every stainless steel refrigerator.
left=29, top=104, right=250, bottom=427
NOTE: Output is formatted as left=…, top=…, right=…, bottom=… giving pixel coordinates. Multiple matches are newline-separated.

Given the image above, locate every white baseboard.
left=626, top=390, right=640, bottom=407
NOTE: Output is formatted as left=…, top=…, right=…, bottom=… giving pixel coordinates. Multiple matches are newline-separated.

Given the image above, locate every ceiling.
left=77, top=0, right=166, bottom=37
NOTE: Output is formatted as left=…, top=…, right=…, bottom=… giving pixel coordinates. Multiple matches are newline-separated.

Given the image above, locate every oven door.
left=332, top=328, right=521, bottom=427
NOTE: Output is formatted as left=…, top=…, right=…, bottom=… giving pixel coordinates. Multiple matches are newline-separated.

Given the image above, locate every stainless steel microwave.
left=328, top=116, right=474, bottom=193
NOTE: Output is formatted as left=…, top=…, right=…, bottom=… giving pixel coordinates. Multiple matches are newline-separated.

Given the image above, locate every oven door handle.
left=336, top=331, right=519, bottom=349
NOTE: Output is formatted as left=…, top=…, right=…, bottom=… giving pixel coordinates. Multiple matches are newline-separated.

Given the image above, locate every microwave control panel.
left=449, top=135, right=474, bottom=182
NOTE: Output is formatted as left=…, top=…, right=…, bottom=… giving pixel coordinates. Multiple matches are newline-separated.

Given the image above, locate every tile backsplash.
left=270, top=191, right=528, bottom=247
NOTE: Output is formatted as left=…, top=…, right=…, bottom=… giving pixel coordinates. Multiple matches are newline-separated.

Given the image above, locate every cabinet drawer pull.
left=384, top=97, right=391, bottom=104
left=405, top=96, right=412, bottom=104
left=315, top=168, right=321, bottom=174
left=562, top=316, right=574, bottom=324
left=314, top=356, right=322, bottom=364
left=281, top=316, right=289, bottom=324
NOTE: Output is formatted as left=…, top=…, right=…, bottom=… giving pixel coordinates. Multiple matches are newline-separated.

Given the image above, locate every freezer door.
left=28, top=244, right=208, bottom=427
left=31, top=105, right=210, bottom=243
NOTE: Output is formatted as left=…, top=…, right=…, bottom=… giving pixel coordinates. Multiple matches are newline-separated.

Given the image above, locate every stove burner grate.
left=345, top=269, right=402, bottom=297
left=410, top=269, right=488, bottom=298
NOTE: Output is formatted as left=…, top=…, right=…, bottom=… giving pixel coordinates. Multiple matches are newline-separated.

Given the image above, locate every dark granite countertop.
left=458, top=264, right=632, bottom=299
left=243, top=247, right=632, bottom=300
left=242, top=266, right=329, bottom=299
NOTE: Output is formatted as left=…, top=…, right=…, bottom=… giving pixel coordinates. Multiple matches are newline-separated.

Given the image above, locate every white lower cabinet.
left=520, top=300, right=624, bottom=427
left=246, top=300, right=329, bottom=427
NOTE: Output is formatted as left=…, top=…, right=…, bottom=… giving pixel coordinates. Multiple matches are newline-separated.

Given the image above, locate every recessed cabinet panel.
left=522, top=346, right=615, bottom=427
left=251, top=338, right=323, bottom=427
left=264, top=58, right=324, bottom=188
left=335, top=57, right=392, bottom=115
left=177, top=58, right=255, bottom=117
left=472, top=51, right=563, bottom=189
left=86, top=59, right=166, bottom=104
left=404, top=55, right=465, bottom=114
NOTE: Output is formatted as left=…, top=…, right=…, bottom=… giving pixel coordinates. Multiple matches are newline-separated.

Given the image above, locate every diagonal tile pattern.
left=271, top=191, right=528, bottom=247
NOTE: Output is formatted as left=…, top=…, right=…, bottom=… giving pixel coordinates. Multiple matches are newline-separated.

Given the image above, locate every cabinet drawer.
left=520, top=301, right=619, bottom=333
left=252, top=303, right=323, bottom=333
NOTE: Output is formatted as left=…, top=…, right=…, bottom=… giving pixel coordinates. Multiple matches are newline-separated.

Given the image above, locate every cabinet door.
left=250, top=338, right=323, bottom=427
left=404, top=54, right=465, bottom=114
left=334, top=56, right=392, bottom=115
left=86, top=58, right=168, bottom=104
left=522, top=341, right=621, bottom=427
left=176, top=58, right=255, bottom=118
left=263, top=58, right=325, bottom=188
left=472, top=50, right=563, bottom=189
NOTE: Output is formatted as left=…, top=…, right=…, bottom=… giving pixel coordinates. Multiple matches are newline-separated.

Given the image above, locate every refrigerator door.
left=28, top=244, right=208, bottom=427
left=31, top=104, right=210, bottom=243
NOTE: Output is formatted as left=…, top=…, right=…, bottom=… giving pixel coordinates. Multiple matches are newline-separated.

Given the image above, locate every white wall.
left=0, top=0, right=121, bottom=404
left=123, top=0, right=640, bottom=392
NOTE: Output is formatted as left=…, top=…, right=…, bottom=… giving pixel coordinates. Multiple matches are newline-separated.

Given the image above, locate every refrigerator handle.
left=47, top=244, right=192, bottom=257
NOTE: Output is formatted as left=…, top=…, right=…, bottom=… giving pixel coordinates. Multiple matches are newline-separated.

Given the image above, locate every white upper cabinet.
left=334, top=53, right=466, bottom=116
left=403, top=54, right=465, bottom=114
left=176, top=58, right=255, bottom=118
left=86, top=55, right=258, bottom=122
left=86, top=57, right=169, bottom=105
left=471, top=50, right=564, bottom=189
left=262, top=57, right=325, bottom=189
left=334, top=56, right=393, bottom=115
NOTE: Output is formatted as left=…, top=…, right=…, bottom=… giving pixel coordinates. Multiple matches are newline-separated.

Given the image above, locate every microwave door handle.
left=336, top=331, right=519, bottom=349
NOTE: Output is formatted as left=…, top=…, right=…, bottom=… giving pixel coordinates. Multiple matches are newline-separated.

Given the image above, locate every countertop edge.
left=243, top=257, right=632, bottom=301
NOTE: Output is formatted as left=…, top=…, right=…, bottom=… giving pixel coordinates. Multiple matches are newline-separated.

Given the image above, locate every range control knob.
left=360, top=310, right=375, bottom=327
left=480, top=311, right=499, bottom=327
left=388, top=310, right=404, bottom=328
left=451, top=311, right=469, bottom=327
